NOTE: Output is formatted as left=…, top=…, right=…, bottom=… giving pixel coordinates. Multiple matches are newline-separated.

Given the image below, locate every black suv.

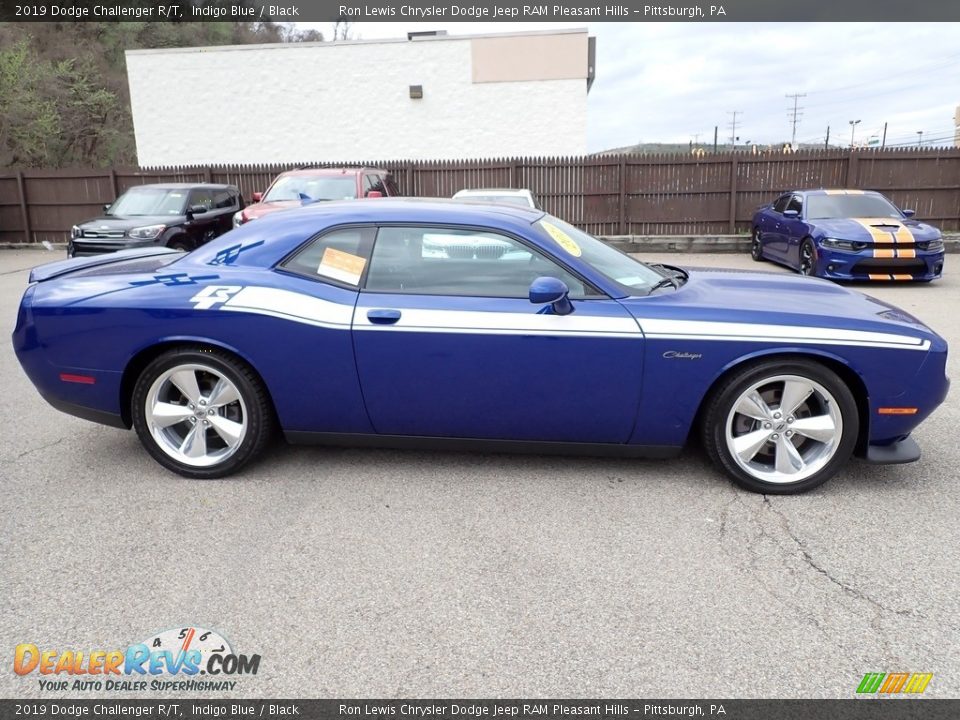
left=68, top=183, right=243, bottom=257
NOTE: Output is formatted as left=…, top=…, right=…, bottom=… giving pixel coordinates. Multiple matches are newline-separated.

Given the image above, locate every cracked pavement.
left=1, top=248, right=958, bottom=698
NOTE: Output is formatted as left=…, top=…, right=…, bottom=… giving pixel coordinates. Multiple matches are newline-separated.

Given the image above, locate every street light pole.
left=849, top=119, right=861, bottom=147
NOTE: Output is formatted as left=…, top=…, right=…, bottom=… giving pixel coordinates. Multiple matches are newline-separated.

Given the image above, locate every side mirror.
left=902, top=209, right=916, bottom=218
left=103, top=203, right=112, bottom=213
left=186, top=204, right=208, bottom=216
left=251, top=192, right=263, bottom=203
left=365, top=190, right=384, bottom=198
left=783, top=209, right=800, bottom=219
left=529, top=276, right=573, bottom=316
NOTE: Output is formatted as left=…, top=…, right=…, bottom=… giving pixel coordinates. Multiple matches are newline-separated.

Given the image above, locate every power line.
left=727, top=111, right=742, bottom=147
left=786, top=93, right=806, bottom=146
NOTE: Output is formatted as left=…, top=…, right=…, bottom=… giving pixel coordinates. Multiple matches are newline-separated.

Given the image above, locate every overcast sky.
left=300, top=22, right=960, bottom=153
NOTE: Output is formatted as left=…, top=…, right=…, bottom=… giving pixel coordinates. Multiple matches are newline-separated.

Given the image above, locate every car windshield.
left=107, top=188, right=187, bottom=216
left=535, top=215, right=666, bottom=293
left=264, top=175, right=358, bottom=202
left=806, top=194, right=902, bottom=220
left=459, top=194, right=531, bottom=207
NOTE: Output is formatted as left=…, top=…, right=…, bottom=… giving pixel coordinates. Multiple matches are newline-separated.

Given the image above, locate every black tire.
left=750, top=227, right=764, bottom=261
left=701, top=359, right=859, bottom=494
left=799, top=238, right=817, bottom=277
left=131, top=347, right=274, bottom=479
left=167, top=237, right=193, bottom=252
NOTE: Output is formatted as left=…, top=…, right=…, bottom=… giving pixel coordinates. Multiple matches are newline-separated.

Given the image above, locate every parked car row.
left=65, top=165, right=544, bottom=258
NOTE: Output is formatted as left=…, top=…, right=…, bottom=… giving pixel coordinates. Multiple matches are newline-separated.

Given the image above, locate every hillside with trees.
left=0, top=20, right=323, bottom=168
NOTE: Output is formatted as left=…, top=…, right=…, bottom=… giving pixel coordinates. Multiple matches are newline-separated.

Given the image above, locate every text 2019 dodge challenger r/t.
left=13, top=200, right=950, bottom=494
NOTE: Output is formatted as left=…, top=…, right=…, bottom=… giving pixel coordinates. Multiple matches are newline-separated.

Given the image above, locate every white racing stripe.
left=197, top=285, right=930, bottom=350
left=353, top=305, right=642, bottom=338
left=639, top=318, right=930, bottom=351
left=220, top=286, right=353, bottom=329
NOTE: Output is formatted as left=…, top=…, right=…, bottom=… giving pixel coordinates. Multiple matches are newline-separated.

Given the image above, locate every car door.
left=351, top=224, right=645, bottom=443
left=210, top=189, right=238, bottom=238
left=781, top=194, right=808, bottom=267
left=759, top=194, right=791, bottom=259
left=186, top=188, right=218, bottom=245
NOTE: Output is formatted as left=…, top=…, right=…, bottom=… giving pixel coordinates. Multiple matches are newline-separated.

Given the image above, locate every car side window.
left=189, top=188, right=214, bottom=210
left=384, top=175, right=400, bottom=196
left=772, top=195, right=790, bottom=213
left=364, top=226, right=597, bottom=299
left=786, top=195, right=803, bottom=215
left=213, top=190, right=236, bottom=210
left=364, top=175, right=386, bottom=196
left=280, top=227, right=375, bottom=287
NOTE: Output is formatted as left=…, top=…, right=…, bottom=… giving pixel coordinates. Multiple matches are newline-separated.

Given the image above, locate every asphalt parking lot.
left=2, top=247, right=958, bottom=700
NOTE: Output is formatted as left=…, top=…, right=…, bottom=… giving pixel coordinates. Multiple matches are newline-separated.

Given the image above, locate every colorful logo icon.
left=857, top=672, right=933, bottom=694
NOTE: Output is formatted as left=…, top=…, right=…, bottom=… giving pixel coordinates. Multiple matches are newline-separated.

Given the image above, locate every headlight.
left=821, top=238, right=866, bottom=251
left=232, top=211, right=245, bottom=228
left=921, top=238, right=944, bottom=251
left=127, top=224, right=166, bottom=240
left=71, top=225, right=81, bottom=239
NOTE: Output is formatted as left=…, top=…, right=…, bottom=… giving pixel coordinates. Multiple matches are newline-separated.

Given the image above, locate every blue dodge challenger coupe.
left=751, top=189, right=945, bottom=281
left=13, top=200, right=950, bottom=494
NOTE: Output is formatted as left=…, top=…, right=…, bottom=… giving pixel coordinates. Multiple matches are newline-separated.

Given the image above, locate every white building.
left=125, top=29, right=595, bottom=166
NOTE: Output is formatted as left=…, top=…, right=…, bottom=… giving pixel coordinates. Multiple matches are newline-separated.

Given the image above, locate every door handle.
left=367, top=309, right=401, bottom=325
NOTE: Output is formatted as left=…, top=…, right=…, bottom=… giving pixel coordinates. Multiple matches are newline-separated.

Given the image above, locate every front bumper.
left=68, top=237, right=162, bottom=257
left=864, top=435, right=921, bottom=464
left=815, top=245, right=944, bottom=281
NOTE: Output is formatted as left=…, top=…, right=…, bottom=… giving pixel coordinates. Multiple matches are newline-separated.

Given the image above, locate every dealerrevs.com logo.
left=13, top=626, right=260, bottom=692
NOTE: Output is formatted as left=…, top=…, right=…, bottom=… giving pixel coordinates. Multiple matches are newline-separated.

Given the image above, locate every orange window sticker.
left=541, top=221, right=582, bottom=257
left=318, top=247, right=366, bottom=285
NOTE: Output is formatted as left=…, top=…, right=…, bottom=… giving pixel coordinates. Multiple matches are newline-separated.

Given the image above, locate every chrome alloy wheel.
left=800, top=242, right=815, bottom=275
left=145, top=363, right=247, bottom=468
left=724, top=374, right=843, bottom=484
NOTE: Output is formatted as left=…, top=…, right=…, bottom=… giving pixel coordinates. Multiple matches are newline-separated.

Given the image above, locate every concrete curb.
left=3, top=235, right=960, bottom=254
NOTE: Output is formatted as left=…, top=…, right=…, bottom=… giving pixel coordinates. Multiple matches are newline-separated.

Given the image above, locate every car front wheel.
left=131, top=347, right=274, bottom=478
left=799, top=238, right=817, bottom=276
left=702, top=360, right=858, bottom=494
left=750, top=228, right=764, bottom=261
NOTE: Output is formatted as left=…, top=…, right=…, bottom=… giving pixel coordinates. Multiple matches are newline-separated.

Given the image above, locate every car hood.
left=76, top=214, right=183, bottom=230
left=811, top=216, right=941, bottom=241
left=241, top=201, right=308, bottom=221
left=628, top=267, right=941, bottom=344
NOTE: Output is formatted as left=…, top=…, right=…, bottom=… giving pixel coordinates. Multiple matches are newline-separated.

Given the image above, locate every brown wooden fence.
left=2, top=148, right=959, bottom=245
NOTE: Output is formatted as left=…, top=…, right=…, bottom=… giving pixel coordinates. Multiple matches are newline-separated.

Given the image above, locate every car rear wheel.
left=799, top=239, right=817, bottom=276
left=750, top=228, right=764, bottom=261
left=131, top=347, right=274, bottom=478
left=167, top=237, right=193, bottom=252
left=702, top=360, right=858, bottom=494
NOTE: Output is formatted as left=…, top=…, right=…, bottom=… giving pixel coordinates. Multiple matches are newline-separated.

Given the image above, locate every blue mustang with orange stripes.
left=12, top=200, right=950, bottom=494
left=751, top=189, right=945, bottom=281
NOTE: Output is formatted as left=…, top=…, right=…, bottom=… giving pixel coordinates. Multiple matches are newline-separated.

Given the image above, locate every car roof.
left=126, top=182, right=236, bottom=191
left=454, top=188, right=532, bottom=195
left=791, top=188, right=884, bottom=197
left=278, top=167, right=389, bottom=177
left=295, top=197, right=544, bottom=221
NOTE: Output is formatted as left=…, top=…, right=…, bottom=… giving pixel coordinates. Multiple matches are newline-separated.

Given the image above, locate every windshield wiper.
left=649, top=277, right=679, bottom=293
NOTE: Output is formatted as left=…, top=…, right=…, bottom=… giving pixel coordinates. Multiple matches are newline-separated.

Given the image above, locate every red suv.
left=233, top=167, right=398, bottom=227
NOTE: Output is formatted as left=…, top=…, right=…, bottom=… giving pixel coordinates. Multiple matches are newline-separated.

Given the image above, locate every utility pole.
left=727, top=111, right=742, bottom=148
left=917, top=131, right=924, bottom=147
left=713, top=126, right=718, bottom=152
left=881, top=122, right=888, bottom=148
left=824, top=126, right=830, bottom=149
left=786, top=93, right=806, bottom=147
